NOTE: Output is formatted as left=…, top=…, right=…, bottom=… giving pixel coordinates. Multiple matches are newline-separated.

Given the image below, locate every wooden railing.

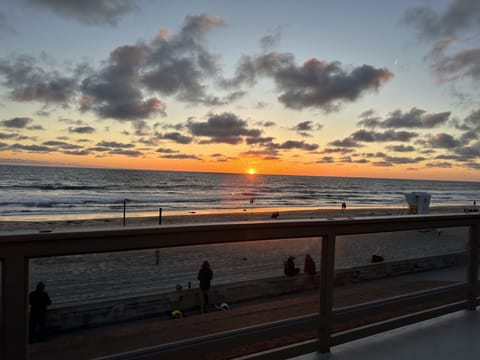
left=1, top=213, right=479, bottom=359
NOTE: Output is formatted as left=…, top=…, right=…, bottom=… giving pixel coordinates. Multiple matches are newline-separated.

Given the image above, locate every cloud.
left=317, top=156, right=335, bottom=163
left=109, top=148, right=143, bottom=156
left=427, top=133, right=462, bottom=149
left=96, top=141, right=134, bottom=148
left=259, top=26, right=282, bottom=51
left=64, top=150, right=91, bottom=156
left=156, top=131, right=193, bottom=144
left=142, top=14, right=226, bottom=104
left=404, top=0, right=480, bottom=40
left=291, top=120, right=323, bottom=136
left=358, top=108, right=450, bottom=129
left=404, top=0, right=480, bottom=90
left=28, top=0, right=138, bottom=26
left=1, top=117, right=33, bottom=128
left=68, top=126, right=95, bottom=134
left=386, top=144, right=415, bottom=152
left=10, top=143, right=52, bottom=152
left=42, top=140, right=82, bottom=149
left=274, top=140, right=319, bottom=151
left=229, top=52, right=393, bottom=111
left=0, top=55, right=77, bottom=104
left=329, top=137, right=361, bottom=148
left=160, top=153, right=201, bottom=160
left=155, top=148, right=178, bottom=154
left=186, top=112, right=261, bottom=144
left=351, top=129, right=418, bottom=142
left=81, top=45, right=167, bottom=121
left=0, top=132, right=18, bottom=139
left=425, top=161, right=453, bottom=168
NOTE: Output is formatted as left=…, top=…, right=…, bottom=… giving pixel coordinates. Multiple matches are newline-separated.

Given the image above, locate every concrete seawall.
left=45, top=252, right=467, bottom=334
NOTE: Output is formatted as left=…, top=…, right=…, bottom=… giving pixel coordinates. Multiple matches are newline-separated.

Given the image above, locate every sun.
left=247, top=168, right=256, bottom=175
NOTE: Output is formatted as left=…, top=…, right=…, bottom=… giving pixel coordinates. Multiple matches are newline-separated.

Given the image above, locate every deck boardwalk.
left=29, top=276, right=458, bottom=360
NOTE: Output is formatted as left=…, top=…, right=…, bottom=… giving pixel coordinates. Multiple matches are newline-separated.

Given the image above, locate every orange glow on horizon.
left=247, top=168, right=256, bottom=175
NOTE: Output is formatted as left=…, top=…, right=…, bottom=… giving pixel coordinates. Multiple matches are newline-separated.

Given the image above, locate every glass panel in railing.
left=332, top=227, right=469, bottom=333
left=0, top=259, right=2, bottom=357
left=27, top=237, right=323, bottom=359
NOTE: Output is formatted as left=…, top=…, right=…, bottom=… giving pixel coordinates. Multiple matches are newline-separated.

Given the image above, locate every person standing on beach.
left=29, top=282, right=52, bottom=342
left=198, top=261, right=213, bottom=313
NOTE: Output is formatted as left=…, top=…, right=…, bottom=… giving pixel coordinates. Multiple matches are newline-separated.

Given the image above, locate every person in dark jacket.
left=29, top=282, right=52, bottom=342
left=304, top=254, right=316, bottom=275
left=284, top=256, right=300, bottom=276
left=198, top=261, right=213, bottom=313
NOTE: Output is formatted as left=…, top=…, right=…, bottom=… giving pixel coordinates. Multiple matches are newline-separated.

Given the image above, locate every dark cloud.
left=381, top=155, right=426, bottom=164
left=291, top=120, right=323, bottom=137
left=109, top=149, right=143, bottom=156
left=454, top=141, right=480, bottom=158
left=0, top=132, right=18, bottom=139
left=228, top=52, right=393, bottom=111
left=1, top=117, right=33, bottom=128
left=274, top=140, right=319, bottom=151
left=186, top=112, right=261, bottom=144
left=160, top=153, right=201, bottom=160
left=245, top=136, right=274, bottom=145
left=42, top=140, right=82, bottom=149
left=427, top=133, right=462, bottom=148
left=317, top=156, right=335, bottom=163
left=142, top=14, right=226, bottom=105
left=155, top=148, right=178, bottom=154
left=386, top=144, right=415, bottom=152
left=0, top=55, right=77, bottom=104
left=10, top=143, right=52, bottom=152
left=255, top=120, right=276, bottom=128
left=329, top=138, right=360, bottom=148
left=64, top=150, right=91, bottom=156
left=28, top=0, right=138, bottom=26
left=321, top=147, right=354, bottom=154
left=427, top=41, right=480, bottom=83
left=404, top=1, right=480, bottom=90
left=96, top=141, right=134, bottom=149
left=351, top=129, right=418, bottom=142
left=404, top=0, right=480, bottom=40
left=425, top=161, right=453, bottom=168
left=372, top=161, right=393, bottom=167
left=359, top=108, right=450, bottom=129
left=157, top=131, right=193, bottom=144
left=81, top=45, right=167, bottom=121
left=68, top=126, right=95, bottom=134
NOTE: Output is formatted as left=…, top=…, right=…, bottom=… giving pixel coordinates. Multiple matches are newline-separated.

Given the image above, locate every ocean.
left=1, top=164, right=476, bottom=306
left=2, top=164, right=480, bottom=220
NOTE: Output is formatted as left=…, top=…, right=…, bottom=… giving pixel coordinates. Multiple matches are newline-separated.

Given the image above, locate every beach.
left=0, top=205, right=472, bottom=233
left=1, top=204, right=472, bottom=306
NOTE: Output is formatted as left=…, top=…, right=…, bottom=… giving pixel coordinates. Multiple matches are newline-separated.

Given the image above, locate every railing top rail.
left=0, top=213, right=479, bottom=258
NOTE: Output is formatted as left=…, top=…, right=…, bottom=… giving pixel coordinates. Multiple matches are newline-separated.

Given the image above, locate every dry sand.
left=0, top=205, right=471, bottom=233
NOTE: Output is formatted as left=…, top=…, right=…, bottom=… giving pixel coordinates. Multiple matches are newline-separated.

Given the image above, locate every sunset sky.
left=1, top=0, right=480, bottom=180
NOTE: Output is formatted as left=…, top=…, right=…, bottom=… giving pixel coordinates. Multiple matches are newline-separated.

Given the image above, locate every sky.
left=1, top=0, right=480, bottom=181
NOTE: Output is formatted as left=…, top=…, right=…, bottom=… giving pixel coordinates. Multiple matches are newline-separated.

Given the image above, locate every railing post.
left=318, top=233, right=336, bottom=353
left=1, top=254, right=29, bottom=360
left=467, top=224, right=479, bottom=310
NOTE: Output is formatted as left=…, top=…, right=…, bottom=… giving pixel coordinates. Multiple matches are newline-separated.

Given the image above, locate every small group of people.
left=284, top=254, right=316, bottom=277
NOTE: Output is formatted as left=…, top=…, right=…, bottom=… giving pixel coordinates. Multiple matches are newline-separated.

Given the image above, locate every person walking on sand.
left=198, top=261, right=213, bottom=313
left=29, top=282, right=51, bottom=342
